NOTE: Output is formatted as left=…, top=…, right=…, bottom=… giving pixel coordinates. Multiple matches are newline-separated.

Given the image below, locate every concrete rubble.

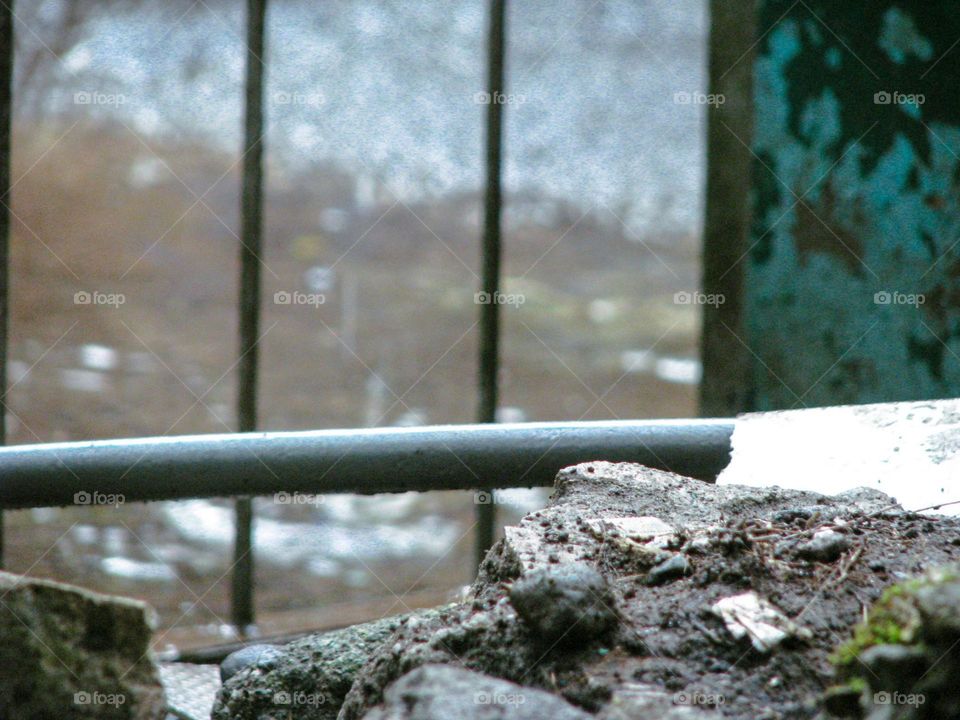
left=210, top=461, right=960, bottom=719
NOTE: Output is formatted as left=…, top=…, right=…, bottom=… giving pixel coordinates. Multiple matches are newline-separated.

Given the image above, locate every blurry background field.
left=5, top=0, right=707, bottom=650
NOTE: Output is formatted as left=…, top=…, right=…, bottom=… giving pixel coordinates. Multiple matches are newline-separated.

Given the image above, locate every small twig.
left=905, top=498, right=960, bottom=514
left=831, top=545, right=864, bottom=587
left=864, top=497, right=960, bottom=519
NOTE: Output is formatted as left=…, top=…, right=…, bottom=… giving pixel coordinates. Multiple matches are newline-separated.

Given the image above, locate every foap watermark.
left=273, top=690, right=327, bottom=707
left=673, top=691, right=725, bottom=707
left=274, top=491, right=325, bottom=507
left=74, top=91, right=127, bottom=106
left=274, top=290, right=326, bottom=307
left=874, top=290, right=924, bottom=307
left=475, top=290, right=525, bottom=308
left=474, top=691, right=526, bottom=706
left=473, top=490, right=514, bottom=505
left=674, top=91, right=725, bottom=107
left=74, top=691, right=126, bottom=707
left=873, top=691, right=925, bottom=708
left=473, top=91, right=526, bottom=106
left=874, top=90, right=925, bottom=107
left=273, top=90, right=325, bottom=106
left=74, top=490, right=125, bottom=508
left=674, top=290, right=725, bottom=307
left=74, top=290, right=125, bottom=307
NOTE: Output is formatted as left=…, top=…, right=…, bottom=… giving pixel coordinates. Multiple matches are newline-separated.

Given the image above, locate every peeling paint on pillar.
left=748, top=2, right=960, bottom=409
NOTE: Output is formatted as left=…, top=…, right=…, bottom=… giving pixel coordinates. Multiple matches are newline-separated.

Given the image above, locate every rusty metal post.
left=233, top=0, right=267, bottom=632
left=699, top=0, right=755, bottom=417
left=475, top=0, right=506, bottom=571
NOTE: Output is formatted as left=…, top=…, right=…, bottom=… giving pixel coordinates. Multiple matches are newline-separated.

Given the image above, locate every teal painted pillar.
left=703, top=2, right=960, bottom=412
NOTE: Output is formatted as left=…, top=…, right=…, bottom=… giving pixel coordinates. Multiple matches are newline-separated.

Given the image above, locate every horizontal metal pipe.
left=0, top=420, right=733, bottom=509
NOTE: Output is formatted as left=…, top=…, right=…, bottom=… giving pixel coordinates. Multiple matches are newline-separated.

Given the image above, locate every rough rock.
left=915, top=576, right=960, bottom=639
left=795, top=529, right=851, bottom=563
left=0, top=570, right=166, bottom=720
left=338, top=462, right=960, bottom=720
left=359, top=664, right=593, bottom=720
left=220, top=643, right=286, bottom=683
left=827, top=565, right=960, bottom=719
left=509, top=562, right=617, bottom=647
left=212, top=611, right=439, bottom=720
left=211, top=462, right=960, bottom=719
left=858, top=644, right=928, bottom=691
left=597, top=682, right=712, bottom=719
left=646, top=553, right=692, bottom=586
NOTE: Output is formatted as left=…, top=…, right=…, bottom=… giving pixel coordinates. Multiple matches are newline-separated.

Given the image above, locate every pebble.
left=220, top=644, right=286, bottom=683
left=509, top=562, right=618, bottom=647
left=916, top=579, right=960, bottom=639
left=795, top=529, right=851, bottom=563
left=646, top=554, right=691, bottom=586
left=684, top=536, right=712, bottom=555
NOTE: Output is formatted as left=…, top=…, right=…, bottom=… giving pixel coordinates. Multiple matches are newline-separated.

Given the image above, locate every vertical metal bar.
left=232, top=0, right=267, bottom=632
left=475, top=0, right=506, bottom=570
left=698, top=0, right=754, bottom=417
left=0, top=0, right=14, bottom=568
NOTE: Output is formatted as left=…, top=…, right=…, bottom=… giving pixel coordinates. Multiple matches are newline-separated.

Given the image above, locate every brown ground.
left=5, top=119, right=699, bottom=651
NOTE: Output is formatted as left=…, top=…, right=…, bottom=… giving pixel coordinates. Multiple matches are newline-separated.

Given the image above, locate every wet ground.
left=326, top=463, right=960, bottom=719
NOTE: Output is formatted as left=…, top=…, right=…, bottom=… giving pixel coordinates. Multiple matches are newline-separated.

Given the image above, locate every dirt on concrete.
left=215, top=462, right=960, bottom=719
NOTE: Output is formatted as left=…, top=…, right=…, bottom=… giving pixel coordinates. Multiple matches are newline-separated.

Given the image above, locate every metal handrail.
left=0, top=1, right=722, bottom=632
left=0, top=420, right=732, bottom=509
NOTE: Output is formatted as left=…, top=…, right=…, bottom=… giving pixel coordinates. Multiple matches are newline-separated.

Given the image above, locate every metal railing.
left=0, top=1, right=724, bottom=632
left=476, top=0, right=507, bottom=572
left=234, top=0, right=268, bottom=631
left=0, top=420, right=733, bottom=508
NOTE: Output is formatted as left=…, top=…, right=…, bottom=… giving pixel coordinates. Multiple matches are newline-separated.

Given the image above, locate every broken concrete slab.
left=718, top=398, right=960, bottom=515
left=204, top=460, right=960, bottom=719
left=337, top=462, right=959, bottom=719
left=212, top=610, right=442, bottom=720
left=0, top=570, right=166, bottom=719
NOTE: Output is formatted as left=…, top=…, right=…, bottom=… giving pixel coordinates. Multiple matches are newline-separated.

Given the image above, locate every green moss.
left=843, top=676, right=867, bottom=693
left=830, top=572, right=953, bottom=671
